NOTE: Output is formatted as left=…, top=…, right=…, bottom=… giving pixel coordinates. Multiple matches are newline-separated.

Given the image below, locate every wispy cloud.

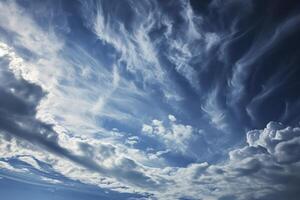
left=1, top=0, right=300, bottom=199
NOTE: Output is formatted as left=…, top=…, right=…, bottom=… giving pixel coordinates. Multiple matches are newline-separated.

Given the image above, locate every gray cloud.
left=0, top=53, right=159, bottom=192
left=166, top=121, right=300, bottom=200
left=0, top=56, right=103, bottom=172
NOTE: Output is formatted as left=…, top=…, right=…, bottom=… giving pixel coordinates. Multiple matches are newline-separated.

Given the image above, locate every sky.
left=0, top=0, right=300, bottom=199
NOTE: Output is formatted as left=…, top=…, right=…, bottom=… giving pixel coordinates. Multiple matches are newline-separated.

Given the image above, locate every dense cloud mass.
left=0, top=0, right=300, bottom=199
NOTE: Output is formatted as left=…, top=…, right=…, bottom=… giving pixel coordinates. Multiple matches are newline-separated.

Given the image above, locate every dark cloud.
left=0, top=57, right=158, bottom=190
left=0, top=58, right=95, bottom=169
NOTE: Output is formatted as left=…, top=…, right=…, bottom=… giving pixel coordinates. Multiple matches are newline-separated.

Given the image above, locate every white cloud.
left=0, top=1, right=62, bottom=56
left=180, top=0, right=202, bottom=40
left=1, top=57, right=300, bottom=199
left=0, top=1, right=299, bottom=200
left=142, top=115, right=195, bottom=153
left=0, top=160, right=24, bottom=173
left=0, top=0, right=160, bottom=140
left=201, top=87, right=229, bottom=132
left=153, top=121, right=300, bottom=200
left=168, top=115, right=176, bottom=122
left=17, top=156, right=43, bottom=171
left=205, top=33, right=220, bottom=50
left=87, top=0, right=177, bottom=100
left=247, top=122, right=300, bottom=163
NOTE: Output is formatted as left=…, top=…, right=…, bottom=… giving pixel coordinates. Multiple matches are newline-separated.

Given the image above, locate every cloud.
left=0, top=1, right=63, bottom=56
left=142, top=115, right=196, bottom=154
left=80, top=0, right=181, bottom=102
left=134, top=121, right=299, bottom=200
left=205, top=33, right=220, bottom=50
left=0, top=0, right=168, bottom=138
left=1, top=0, right=300, bottom=200
left=91, top=65, right=120, bottom=115
left=0, top=55, right=106, bottom=175
left=0, top=41, right=163, bottom=195
left=246, top=122, right=300, bottom=163
left=201, top=87, right=229, bottom=132
left=227, top=12, right=300, bottom=123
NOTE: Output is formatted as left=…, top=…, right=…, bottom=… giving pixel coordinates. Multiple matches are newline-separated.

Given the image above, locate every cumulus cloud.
left=246, top=122, right=300, bottom=163
left=142, top=115, right=195, bottom=154
left=154, top=122, right=300, bottom=200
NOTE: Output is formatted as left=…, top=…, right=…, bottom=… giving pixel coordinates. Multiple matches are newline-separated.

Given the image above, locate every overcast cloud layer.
left=1, top=0, right=300, bottom=199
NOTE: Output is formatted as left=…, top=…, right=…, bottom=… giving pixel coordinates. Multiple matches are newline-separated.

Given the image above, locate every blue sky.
left=0, top=0, right=300, bottom=199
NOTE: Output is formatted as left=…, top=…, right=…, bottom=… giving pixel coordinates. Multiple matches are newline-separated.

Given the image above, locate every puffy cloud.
left=246, top=122, right=300, bottom=164
left=156, top=121, right=300, bottom=200
left=142, top=115, right=195, bottom=154
left=168, top=115, right=177, bottom=122
left=205, top=33, right=220, bottom=50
